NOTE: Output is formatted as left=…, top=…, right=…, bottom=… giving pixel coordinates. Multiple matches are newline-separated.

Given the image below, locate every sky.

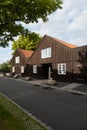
left=0, top=0, right=87, bottom=64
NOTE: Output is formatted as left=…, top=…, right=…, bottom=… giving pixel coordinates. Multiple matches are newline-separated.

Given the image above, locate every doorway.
left=42, top=63, right=52, bottom=79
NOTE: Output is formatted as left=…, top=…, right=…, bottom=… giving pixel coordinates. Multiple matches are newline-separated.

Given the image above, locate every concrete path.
left=61, top=83, right=82, bottom=90
left=26, top=78, right=87, bottom=95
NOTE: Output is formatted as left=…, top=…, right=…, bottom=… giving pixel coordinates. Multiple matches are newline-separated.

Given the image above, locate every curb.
left=3, top=76, right=87, bottom=96
left=50, top=85, right=87, bottom=96
left=68, top=90, right=87, bottom=96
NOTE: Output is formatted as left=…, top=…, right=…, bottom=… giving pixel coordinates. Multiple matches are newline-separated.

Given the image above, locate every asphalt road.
left=0, top=77, right=87, bottom=130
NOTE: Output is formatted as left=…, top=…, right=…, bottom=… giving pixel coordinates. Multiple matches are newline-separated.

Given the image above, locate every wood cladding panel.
left=29, top=36, right=75, bottom=65
left=28, top=36, right=77, bottom=82
left=11, top=50, right=27, bottom=74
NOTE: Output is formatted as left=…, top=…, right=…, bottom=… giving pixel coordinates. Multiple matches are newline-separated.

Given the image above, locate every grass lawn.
left=0, top=92, right=48, bottom=130
left=0, top=104, right=25, bottom=130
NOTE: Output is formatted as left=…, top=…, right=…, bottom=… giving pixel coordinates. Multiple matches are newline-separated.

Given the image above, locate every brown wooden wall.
left=28, top=36, right=78, bottom=82
left=10, top=50, right=27, bottom=75
left=29, top=36, right=75, bottom=65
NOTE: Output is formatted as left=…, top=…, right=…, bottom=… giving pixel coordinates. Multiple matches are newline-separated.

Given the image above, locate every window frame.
left=12, top=66, right=15, bottom=73
left=33, top=65, right=37, bottom=74
left=41, top=47, right=51, bottom=59
left=58, top=63, right=66, bottom=75
left=21, top=66, right=24, bottom=73
left=15, top=56, right=20, bottom=64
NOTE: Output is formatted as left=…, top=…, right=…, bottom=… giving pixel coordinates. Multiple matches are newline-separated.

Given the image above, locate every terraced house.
left=28, top=35, right=87, bottom=83
left=10, top=49, right=33, bottom=76
left=11, top=35, right=87, bottom=83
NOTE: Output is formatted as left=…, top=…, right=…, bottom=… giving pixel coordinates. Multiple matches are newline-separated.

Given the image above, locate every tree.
left=0, top=0, right=63, bottom=47
left=0, top=61, right=11, bottom=73
left=12, top=31, right=42, bottom=53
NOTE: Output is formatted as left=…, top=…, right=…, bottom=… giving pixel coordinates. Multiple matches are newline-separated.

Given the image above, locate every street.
left=0, top=77, right=87, bottom=130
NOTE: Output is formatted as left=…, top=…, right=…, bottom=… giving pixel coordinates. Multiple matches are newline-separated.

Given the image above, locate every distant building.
left=10, top=49, right=33, bottom=76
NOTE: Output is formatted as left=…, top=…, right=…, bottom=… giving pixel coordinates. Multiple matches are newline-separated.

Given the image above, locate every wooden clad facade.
left=10, top=49, right=33, bottom=76
left=72, top=46, right=87, bottom=82
left=28, top=35, right=80, bottom=82
left=10, top=35, right=87, bottom=83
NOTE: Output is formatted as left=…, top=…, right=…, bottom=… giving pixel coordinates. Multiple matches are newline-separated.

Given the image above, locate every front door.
left=42, top=63, right=52, bottom=79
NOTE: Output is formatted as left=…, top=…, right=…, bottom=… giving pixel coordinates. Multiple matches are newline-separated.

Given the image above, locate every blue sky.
left=0, top=0, right=87, bottom=64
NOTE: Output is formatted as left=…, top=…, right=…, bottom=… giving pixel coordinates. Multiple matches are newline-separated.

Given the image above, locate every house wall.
left=69, top=46, right=87, bottom=83
left=52, top=62, right=73, bottom=82
left=28, top=36, right=77, bottom=82
left=10, top=50, right=27, bottom=75
left=29, top=36, right=75, bottom=64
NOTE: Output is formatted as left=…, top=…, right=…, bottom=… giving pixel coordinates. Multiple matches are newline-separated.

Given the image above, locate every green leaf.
left=0, top=0, right=63, bottom=47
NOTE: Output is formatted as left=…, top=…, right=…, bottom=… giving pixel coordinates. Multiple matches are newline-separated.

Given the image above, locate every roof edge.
left=45, top=35, right=78, bottom=48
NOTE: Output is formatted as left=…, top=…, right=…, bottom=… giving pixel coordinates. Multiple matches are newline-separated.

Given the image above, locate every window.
left=58, top=63, right=66, bottom=75
left=15, top=56, right=20, bottom=63
left=47, top=47, right=51, bottom=58
left=33, top=65, right=37, bottom=73
left=12, top=66, right=15, bottom=73
left=21, top=66, right=24, bottom=73
left=41, top=47, right=51, bottom=59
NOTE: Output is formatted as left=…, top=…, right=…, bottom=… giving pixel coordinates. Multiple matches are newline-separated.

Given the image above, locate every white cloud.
left=0, top=0, right=87, bottom=63
left=26, top=0, right=87, bottom=46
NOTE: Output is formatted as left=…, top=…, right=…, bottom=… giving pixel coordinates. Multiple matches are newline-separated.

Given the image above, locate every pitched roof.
left=73, top=45, right=87, bottom=52
left=46, top=35, right=78, bottom=48
left=18, top=49, right=33, bottom=58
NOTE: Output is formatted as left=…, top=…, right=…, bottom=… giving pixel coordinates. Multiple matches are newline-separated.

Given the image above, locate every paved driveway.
left=0, top=77, right=87, bottom=130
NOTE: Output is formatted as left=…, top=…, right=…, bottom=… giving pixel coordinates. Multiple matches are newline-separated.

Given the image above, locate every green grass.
left=0, top=92, right=48, bottom=130
left=0, top=105, right=25, bottom=130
